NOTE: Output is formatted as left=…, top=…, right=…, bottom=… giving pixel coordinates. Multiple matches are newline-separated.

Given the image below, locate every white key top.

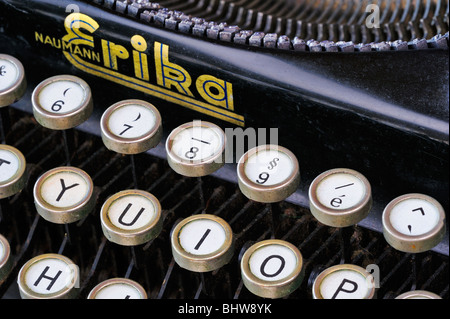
left=382, top=193, right=446, bottom=253
left=0, top=144, right=27, bottom=199
left=87, top=278, right=147, bottom=299
left=237, top=144, right=300, bottom=203
left=100, top=99, right=162, bottom=154
left=308, top=168, right=372, bottom=227
left=33, top=166, right=95, bottom=224
left=240, top=239, right=304, bottom=298
left=171, top=214, right=234, bottom=272
left=166, top=120, right=226, bottom=177
left=31, top=75, right=93, bottom=130
left=17, top=253, right=79, bottom=299
left=100, top=189, right=163, bottom=246
left=0, top=54, right=26, bottom=107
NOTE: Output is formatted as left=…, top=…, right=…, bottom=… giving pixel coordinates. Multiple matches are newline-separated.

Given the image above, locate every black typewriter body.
left=0, top=0, right=448, bottom=300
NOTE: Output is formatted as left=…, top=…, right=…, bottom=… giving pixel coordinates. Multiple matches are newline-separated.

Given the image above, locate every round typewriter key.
left=395, top=290, right=442, bottom=299
left=0, top=234, right=12, bottom=282
left=171, top=214, right=234, bottom=272
left=100, top=190, right=162, bottom=246
left=17, top=253, right=79, bottom=299
left=382, top=193, right=446, bottom=253
left=87, top=278, right=147, bottom=299
left=33, top=166, right=95, bottom=224
left=312, top=264, right=376, bottom=299
left=0, top=54, right=27, bottom=107
left=100, top=99, right=162, bottom=155
left=31, top=75, right=93, bottom=130
left=308, top=168, right=372, bottom=227
left=0, top=144, right=27, bottom=199
left=237, top=145, right=300, bottom=203
left=166, top=121, right=226, bottom=177
left=240, top=239, right=304, bottom=299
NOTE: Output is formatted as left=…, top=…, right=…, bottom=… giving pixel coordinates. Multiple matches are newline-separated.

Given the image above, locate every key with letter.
left=240, top=239, right=304, bottom=299
left=171, top=214, right=234, bottom=272
left=312, top=264, right=376, bottom=299
left=100, top=189, right=163, bottom=246
left=308, top=168, right=372, bottom=263
left=17, top=253, right=79, bottom=299
left=33, top=166, right=95, bottom=224
left=87, top=278, right=147, bottom=299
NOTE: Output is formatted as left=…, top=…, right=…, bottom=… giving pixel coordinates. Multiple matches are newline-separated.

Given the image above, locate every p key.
left=100, top=189, right=163, bottom=246
left=33, top=166, right=95, bottom=224
left=312, top=264, right=376, bottom=299
left=17, top=253, right=79, bottom=299
left=87, top=278, right=147, bottom=299
left=240, top=239, right=304, bottom=299
left=171, top=214, right=234, bottom=272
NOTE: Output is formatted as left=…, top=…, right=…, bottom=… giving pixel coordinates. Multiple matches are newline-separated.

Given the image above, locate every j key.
left=87, top=278, right=147, bottom=299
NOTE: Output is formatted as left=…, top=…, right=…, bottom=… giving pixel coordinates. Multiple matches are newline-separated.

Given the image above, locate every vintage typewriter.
left=0, top=0, right=448, bottom=300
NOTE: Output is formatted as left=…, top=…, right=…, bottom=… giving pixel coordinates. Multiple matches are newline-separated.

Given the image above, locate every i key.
left=88, top=278, right=147, bottom=299
left=31, top=75, right=93, bottom=165
left=237, top=144, right=300, bottom=237
left=166, top=120, right=226, bottom=212
left=382, top=193, right=446, bottom=291
left=171, top=214, right=234, bottom=296
left=308, top=168, right=372, bottom=263
left=17, top=253, right=79, bottom=299
left=101, top=100, right=162, bottom=188
left=0, top=54, right=27, bottom=144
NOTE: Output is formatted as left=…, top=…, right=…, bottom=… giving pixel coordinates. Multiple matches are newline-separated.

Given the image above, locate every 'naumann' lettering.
left=34, top=12, right=244, bottom=126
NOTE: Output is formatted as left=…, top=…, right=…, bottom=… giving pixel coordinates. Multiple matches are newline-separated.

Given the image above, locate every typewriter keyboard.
left=0, top=57, right=448, bottom=299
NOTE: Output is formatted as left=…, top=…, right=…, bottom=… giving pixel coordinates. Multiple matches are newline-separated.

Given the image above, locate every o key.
left=237, top=145, right=300, bottom=203
left=17, top=253, right=79, bottom=299
left=312, top=264, right=376, bottom=299
left=100, top=99, right=162, bottom=155
left=308, top=168, right=372, bottom=227
left=100, top=190, right=163, bottom=246
left=395, top=290, right=442, bottom=299
left=0, top=54, right=27, bottom=107
left=166, top=120, right=226, bottom=177
left=240, top=239, right=304, bottom=299
left=0, top=144, right=27, bottom=199
left=31, top=75, right=93, bottom=130
left=171, top=214, right=234, bottom=272
left=0, top=234, right=12, bottom=282
left=382, top=193, right=446, bottom=253
left=87, top=278, right=147, bottom=299
left=33, top=166, right=95, bottom=224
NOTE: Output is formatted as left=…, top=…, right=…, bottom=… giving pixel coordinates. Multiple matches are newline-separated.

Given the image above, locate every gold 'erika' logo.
left=35, top=13, right=244, bottom=126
